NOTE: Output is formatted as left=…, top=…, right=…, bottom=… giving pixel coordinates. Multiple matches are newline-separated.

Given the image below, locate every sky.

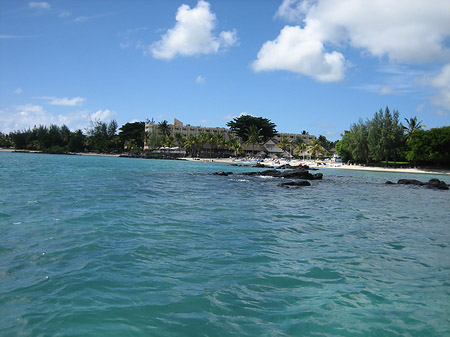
left=1, top=0, right=450, bottom=140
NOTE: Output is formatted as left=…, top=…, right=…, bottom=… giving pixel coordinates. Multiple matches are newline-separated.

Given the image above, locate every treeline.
left=336, top=107, right=450, bottom=167
left=0, top=120, right=146, bottom=154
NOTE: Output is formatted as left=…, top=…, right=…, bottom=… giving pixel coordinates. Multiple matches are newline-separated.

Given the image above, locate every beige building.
left=145, top=118, right=231, bottom=140
left=144, top=118, right=315, bottom=154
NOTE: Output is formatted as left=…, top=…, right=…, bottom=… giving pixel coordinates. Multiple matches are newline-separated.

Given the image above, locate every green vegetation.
left=3, top=115, right=327, bottom=160
left=336, top=107, right=450, bottom=167
left=227, top=115, right=277, bottom=142
left=4, top=119, right=145, bottom=154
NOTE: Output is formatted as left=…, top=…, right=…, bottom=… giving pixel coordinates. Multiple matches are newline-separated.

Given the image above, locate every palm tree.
left=294, top=142, right=307, bottom=160
left=197, top=132, right=210, bottom=157
left=185, top=134, right=200, bottom=157
left=245, top=125, right=262, bottom=156
left=158, top=120, right=171, bottom=138
left=174, top=132, right=184, bottom=148
left=278, top=136, right=290, bottom=157
left=228, top=138, right=244, bottom=157
left=212, top=133, right=225, bottom=157
left=403, top=116, right=426, bottom=138
left=307, top=139, right=325, bottom=159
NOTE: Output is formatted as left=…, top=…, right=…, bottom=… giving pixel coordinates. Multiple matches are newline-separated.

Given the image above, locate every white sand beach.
left=183, top=157, right=450, bottom=175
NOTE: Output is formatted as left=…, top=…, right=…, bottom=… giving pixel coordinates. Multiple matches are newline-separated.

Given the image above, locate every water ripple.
left=0, top=153, right=449, bottom=336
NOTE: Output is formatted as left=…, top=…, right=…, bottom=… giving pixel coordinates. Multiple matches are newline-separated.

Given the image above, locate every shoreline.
left=2, top=149, right=448, bottom=175
left=182, top=157, right=450, bottom=175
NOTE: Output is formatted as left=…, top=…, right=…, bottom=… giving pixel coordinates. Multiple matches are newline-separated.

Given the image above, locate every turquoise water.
left=0, top=152, right=449, bottom=336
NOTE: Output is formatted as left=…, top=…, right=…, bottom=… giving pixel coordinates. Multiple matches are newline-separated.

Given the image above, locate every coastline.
left=182, top=157, right=450, bottom=175
left=324, top=164, right=450, bottom=175
left=2, top=149, right=448, bottom=175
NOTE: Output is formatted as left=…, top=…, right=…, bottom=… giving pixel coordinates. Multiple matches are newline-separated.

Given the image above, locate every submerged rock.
left=213, top=171, right=233, bottom=176
left=278, top=181, right=311, bottom=188
left=398, top=179, right=425, bottom=186
left=387, top=178, right=448, bottom=190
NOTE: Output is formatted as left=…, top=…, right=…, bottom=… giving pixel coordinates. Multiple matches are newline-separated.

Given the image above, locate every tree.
left=403, top=116, right=426, bottom=139
left=119, top=122, right=145, bottom=149
left=278, top=136, right=290, bottom=156
left=228, top=138, right=244, bottom=157
left=227, top=115, right=277, bottom=142
left=67, top=130, right=86, bottom=152
left=294, top=142, right=307, bottom=160
left=174, top=132, right=184, bottom=148
left=336, top=136, right=352, bottom=161
left=107, top=120, right=118, bottom=139
left=307, top=139, right=326, bottom=159
left=245, top=125, right=262, bottom=155
left=0, top=132, right=12, bottom=148
left=406, top=127, right=450, bottom=166
left=318, top=135, right=332, bottom=151
left=368, top=107, right=403, bottom=166
left=351, top=120, right=370, bottom=164
left=184, top=134, right=200, bottom=157
left=158, top=120, right=171, bottom=138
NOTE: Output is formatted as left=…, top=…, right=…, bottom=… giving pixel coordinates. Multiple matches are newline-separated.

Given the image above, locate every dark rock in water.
left=213, top=171, right=233, bottom=176
left=278, top=181, right=311, bottom=188
left=427, top=178, right=449, bottom=190
left=398, top=179, right=425, bottom=185
left=385, top=181, right=394, bottom=184
left=243, top=169, right=280, bottom=177
left=242, top=167, right=322, bottom=180
left=388, top=178, right=448, bottom=190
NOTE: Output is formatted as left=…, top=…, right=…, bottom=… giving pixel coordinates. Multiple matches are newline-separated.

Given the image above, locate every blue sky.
left=1, top=0, right=449, bottom=140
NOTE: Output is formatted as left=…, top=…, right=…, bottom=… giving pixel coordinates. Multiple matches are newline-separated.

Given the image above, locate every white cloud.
left=196, top=75, right=206, bottom=84
left=428, top=63, right=450, bottom=110
left=0, top=105, right=115, bottom=133
left=150, top=0, right=238, bottom=60
left=255, top=0, right=450, bottom=81
left=252, top=25, right=346, bottom=82
left=90, top=109, right=115, bottom=121
left=28, top=2, right=51, bottom=10
left=14, top=88, right=23, bottom=94
left=275, top=0, right=313, bottom=23
left=38, top=96, right=86, bottom=106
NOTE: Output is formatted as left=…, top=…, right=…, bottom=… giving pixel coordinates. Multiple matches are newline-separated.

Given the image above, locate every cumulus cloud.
left=150, top=0, right=238, bottom=60
left=0, top=104, right=115, bottom=134
left=252, top=25, right=346, bottom=82
left=275, top=0, right=313, bottom=23
left=428, top=63, right=450, bottom=110
left=90, top=109, right=115, bottom=121
left=38, top=96, right=86, bottom=106
left=255, top=0, right=450, bottom=81
left=28, top=2, right=51, bottom=10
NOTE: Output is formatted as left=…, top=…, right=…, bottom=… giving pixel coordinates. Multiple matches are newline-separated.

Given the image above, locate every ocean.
left=0, top=151, right=449, bottom=336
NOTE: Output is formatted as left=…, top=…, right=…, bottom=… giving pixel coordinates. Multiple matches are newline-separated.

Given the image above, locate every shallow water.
left=0, top=152, right=449, bottom=336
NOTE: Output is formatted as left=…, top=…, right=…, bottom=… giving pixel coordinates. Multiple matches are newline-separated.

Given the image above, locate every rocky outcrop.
left=242, top=167, right=322, bottom=180
left=386, top=178, right=448, bottom=190
left=278, top=181, right=311, bottom=188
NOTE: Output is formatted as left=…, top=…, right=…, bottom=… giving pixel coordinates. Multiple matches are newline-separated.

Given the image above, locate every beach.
left=182, top=156, right=450, bottom=175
